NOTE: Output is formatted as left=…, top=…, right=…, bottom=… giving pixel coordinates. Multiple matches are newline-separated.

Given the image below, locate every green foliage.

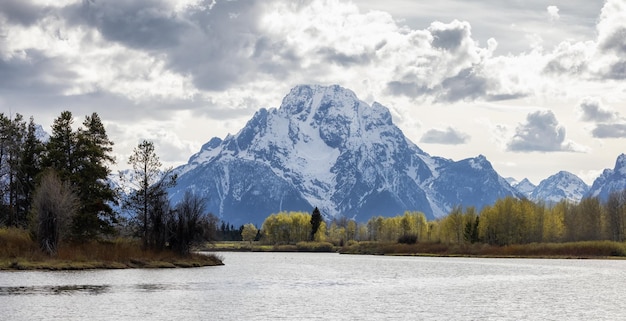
left=38, top=111, right=118, bottom=240
left=261, top=211, right=312, bottom=244
left=397, top=234, right=418, bottom=244
left=310, top=207, right=322, bottom=241
left=364, top=212, right=428, bottom=243
left=241, top=223, right=258, bottom=243
left=295, top=241, right=334, bottom=252
left=0, top=113, right=41, bottom=228
left=72, top=113, right=118, bottom=239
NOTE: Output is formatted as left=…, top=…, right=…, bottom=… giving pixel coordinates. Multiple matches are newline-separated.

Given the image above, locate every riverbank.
left=339, top=240, right=626, bottom=258
left=0, top=228, right=223, bottom=270
left=205, top=240, right=626, bottom=259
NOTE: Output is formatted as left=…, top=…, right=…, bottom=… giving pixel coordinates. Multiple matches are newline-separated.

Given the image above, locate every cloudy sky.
left=1, top=0, right=625, bottom=185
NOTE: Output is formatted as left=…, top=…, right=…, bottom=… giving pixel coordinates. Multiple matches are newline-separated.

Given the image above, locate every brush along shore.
left=205, top=240, right=626, bottom=259
left=0, top=228, right=223, bottom=271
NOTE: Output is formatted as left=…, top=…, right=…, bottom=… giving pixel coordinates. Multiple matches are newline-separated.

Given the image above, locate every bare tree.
left=31, top=170, right=78, bottom=255
left=123, top=140, right=176, bottom=249
left=170, top=191, right=210, bottom=255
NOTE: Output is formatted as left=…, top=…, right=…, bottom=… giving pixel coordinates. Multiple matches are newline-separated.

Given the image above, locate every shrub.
left=398, top=234, right=418, bottom=244
left=295, top=241, right=334, bottom=252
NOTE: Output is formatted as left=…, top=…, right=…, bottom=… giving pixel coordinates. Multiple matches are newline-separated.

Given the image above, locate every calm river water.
left=1, top=252, right=625, bottom=320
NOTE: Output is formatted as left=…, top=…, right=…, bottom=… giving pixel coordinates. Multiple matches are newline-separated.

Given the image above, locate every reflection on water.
left=1, top=253, right=626, bottom=321
left=0, top=284, right=110, bottom=296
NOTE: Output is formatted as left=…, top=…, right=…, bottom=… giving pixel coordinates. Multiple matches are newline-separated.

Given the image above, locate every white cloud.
left=576, top=96, right=626, bottom=138
left=592, top=124, right=626, bottom=138
left=420, top=127, right=470, bottom=145
left=547, top=6, right=560, bottom=21
left=0, top=0, right=623, bottom=184
left=507, top=110, right=585, bottom=152
left=577, top=97, right=618, bottom=122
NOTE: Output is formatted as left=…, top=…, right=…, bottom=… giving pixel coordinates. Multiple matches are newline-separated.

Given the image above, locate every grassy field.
left=0, top=228, right=223, bottom=270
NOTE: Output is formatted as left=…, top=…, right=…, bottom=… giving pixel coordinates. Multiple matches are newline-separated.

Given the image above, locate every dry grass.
left=339, top=240, right=626, bottom=258
left=0, top=228, right=223, bottom=270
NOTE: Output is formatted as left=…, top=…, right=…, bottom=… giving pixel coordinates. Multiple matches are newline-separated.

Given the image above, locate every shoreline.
left=0, top=253, right=224, bottom=271
left=203, top=240, right=626, bottom=259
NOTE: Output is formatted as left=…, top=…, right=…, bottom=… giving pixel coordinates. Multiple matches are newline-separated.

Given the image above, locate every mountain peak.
left=615, top=153, right=626, bottom=176
left=170, top=84, right=525, bottom=225
left=587, top=153, right=626, bottom=200
left=513, top=178, right=536, bottom=198
left=530, top=170, right=588, bottom=204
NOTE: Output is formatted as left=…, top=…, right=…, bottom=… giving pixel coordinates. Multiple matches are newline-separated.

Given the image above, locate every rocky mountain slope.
left=169, top=85, right=521, bottom=225
left=587, top=153, right=626, bottom=201
left=529, top=171, right=589, bottom=204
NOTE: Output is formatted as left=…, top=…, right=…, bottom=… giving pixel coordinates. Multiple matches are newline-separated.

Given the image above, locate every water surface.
left=1, top=252, right=625, bottom=320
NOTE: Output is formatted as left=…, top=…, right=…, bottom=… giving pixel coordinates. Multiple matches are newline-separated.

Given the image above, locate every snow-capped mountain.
left=529, top=171, right=589, bottom=204
left=169, top=85, right=521, bottom=225
left=512, top=178, right=536, bottom=198
left=35, top=123, right=49, bottom=142
left=587, top=153, right=626, bottom=201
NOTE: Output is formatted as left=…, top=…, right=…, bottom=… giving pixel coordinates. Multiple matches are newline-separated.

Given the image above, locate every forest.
left=253, top=193, right=626, bottom=248
left=0, top=111, right=219, bottom=267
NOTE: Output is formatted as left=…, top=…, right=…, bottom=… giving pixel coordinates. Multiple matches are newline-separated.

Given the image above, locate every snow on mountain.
left=513, top=178, right=536, bottom=198
left=529, top=171, right=589, bottom=204
left=34, top=124, right=50, bottom=142
left=587, top=153, right=626, bottom=201
left=169, top=85, right=522, bottom=225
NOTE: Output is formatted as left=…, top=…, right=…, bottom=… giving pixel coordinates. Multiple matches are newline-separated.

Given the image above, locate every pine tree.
left=72, top=113, right=118, bottom=239
left=43, top=111, right=118, bottom=240
left=0, top=114, right=28, bottom=227
left=310, top=207, right=322, bottom=241
left=16, top=117, right=44, bottom=226
left=43, top=111, right=76, bottom=182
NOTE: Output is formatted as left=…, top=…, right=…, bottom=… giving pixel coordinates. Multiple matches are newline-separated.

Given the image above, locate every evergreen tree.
left=310, top=207, right=322, bottom=241
left=16, top=117, right=44, bottom=226
left=72, top=113, right=118, bottom=239
left=0, top=114, right=28, bottom=227
left=43, top=111, right=76, bottom=182
left=43, top=111, right=118, bottom=240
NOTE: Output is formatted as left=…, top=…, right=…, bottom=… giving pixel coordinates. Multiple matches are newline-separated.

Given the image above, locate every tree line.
left=0, top=111, right=213, bottom=256
left=254, top=192, right=626, bottom=246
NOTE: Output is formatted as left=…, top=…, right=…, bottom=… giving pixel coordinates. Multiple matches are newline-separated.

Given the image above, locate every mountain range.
left=166, top=84, right=625, bottom=225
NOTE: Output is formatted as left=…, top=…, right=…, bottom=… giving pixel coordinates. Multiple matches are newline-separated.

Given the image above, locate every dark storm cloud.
left=507, top=110, right=579, bottom=152
left=591, top=123, right=626, bottom=138
left=420, top=127, right=470, bottom=145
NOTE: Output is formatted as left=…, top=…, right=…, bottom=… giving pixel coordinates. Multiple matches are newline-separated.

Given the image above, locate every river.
left=1, top=252, right=625, bottom=320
